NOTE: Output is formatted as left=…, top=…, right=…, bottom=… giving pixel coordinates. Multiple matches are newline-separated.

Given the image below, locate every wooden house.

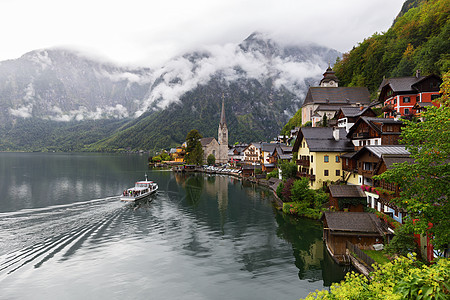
left=347, top=116, right=403, bottom=151
left=328, top=185, right=367, bottom=212
left=322, top=212, right=387, bottom=263
left=335, top=106, right=377, bottom=132
left=378, top=71, right=441, bottom=118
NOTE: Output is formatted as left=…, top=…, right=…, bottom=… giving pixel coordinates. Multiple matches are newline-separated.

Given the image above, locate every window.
left=404, top=108, right=410, bottom=115
left=310, top=156, right=313, bottom=163
left=431, top=94, right=440, bottom=101
left=324, top=155, right=329, bottom=162
left=335, top=156, right=340, bottom=163
left=375, top=140, right=378, bottom=145
left=394, top=98, right=397, bottom=104
left=335, top=170, right=340, bottom=176
left=310, top=168, right=313, bottom=174
left=386, top=125, right=393, bottom=132
left=403, top=97, right=410, bottom=103
left=324, top=170, right=329, bottom=176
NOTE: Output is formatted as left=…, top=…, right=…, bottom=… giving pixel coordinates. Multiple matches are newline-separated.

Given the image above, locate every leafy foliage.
left=385, top=224, right=417, bottom=256
left=184, top=129, right=204, bottom=165
left=374, top=102, right=450, bottom=252
left=279, top=160, right=297, bottom=180
left=334, top=0, right=450, bottom=95
left=303, top=254, right=450, bottom=300
left=207, top=154, right=215, bottom=165
left=266, top=168, right=279, bottom=180
left=280, top=108, right=302, bottom=136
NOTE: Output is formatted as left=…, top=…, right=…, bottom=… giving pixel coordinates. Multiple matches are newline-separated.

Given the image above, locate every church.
left=200, top=99, right=229, bottom=164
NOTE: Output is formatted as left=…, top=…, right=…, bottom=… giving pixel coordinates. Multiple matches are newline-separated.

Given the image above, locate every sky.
left=0, top=0, right=406, bottom=67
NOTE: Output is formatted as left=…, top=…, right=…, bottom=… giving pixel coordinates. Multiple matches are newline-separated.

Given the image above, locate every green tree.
left=281, top=108, right=302, bottom=136
left=207, top=153, right=215, bottom=165
left=374, top=93, right=450, bottom=252
left=279, top=160, right=297, bottom=180
left=290, top=177, right=315, bottom=204
left=185, top=129, right=204, bottom=165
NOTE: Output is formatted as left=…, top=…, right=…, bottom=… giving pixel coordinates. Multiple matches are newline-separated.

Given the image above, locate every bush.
left=281, top=178, right=295, bottom=202
left=207, top=154, right=215, bottom=165
left=291, top=177, right=315, bottom=204
left=266, top=168, right=279, bottom=180
left=279, top=161, right=297, bottom=179
left=385, top=224, right=417, bottom=257
left=276, top=181, right=284, bottom=199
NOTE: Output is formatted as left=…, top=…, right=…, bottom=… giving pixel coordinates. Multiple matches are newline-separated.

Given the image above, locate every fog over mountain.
left=0, top=32, right=341, bottom=151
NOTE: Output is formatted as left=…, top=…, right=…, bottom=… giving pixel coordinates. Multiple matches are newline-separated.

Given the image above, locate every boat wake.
left=0, top=196, right=131, bottom=279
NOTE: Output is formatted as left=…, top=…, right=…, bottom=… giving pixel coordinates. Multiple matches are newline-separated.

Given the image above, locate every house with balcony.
left=292, top=127, right=354, bottom=189
left=343, top=145, right=411, bottom=224
left=335, top=106, right=377, bottom=132
left=242, top=143, right=262, bottom=165
left=347, top=116, right=403, bottom=151
left=379, top=71, right=441, bottom=118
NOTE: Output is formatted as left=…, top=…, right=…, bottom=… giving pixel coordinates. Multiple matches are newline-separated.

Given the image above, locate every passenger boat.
left=120, top=175, right=158, bottom=202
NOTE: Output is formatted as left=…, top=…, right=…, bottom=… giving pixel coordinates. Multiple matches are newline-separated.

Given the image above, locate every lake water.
left=0, top=153, right=347, bottom=299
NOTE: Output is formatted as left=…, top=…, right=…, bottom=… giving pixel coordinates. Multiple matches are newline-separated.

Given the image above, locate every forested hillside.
left=334, top=0, right=449, bottom=95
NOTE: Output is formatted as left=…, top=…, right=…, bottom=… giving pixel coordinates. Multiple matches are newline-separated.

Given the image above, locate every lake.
left=0, top=153, right=347, bottom=299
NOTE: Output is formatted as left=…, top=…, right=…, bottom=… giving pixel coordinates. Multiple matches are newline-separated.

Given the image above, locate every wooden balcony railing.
left=297, top=172, right=315, bottom=181
left=296, top=159, right=310, bottom=167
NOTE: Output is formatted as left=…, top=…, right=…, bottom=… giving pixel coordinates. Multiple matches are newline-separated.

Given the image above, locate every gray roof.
left=347, top=116, right=403, bottom=137
left=316, top=105, right=349, bottom=111
left=200, top=137, right=216, bottom=147
left=301, top=127, right=354, bottom=152
left=378, top=76, right=421, bottom=93
left=381, top=155, right=415, bottom=169
left=303, top=87, right=371, bottom=107
left=261, top=142, right=279, bottom=153
left=329, top=185, right=366, bottom=198
left=363, top=145, right=410, bottom=158
left=337, top=106, right=375, bottom=118
left=322, top=212, right=384, bottom=234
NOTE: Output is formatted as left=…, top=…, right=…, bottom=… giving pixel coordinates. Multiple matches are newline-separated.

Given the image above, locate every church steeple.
left=319, top=65, right=339, bottom=87
left=218, top=95, right=228, bottom=164
left=220, top=95, right=226, bottom=127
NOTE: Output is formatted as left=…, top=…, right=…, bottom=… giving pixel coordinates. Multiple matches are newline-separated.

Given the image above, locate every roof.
left=329, top=185, right=366, bottom=198
left=378, top=74, right=442, bottom=93
left=260, top=142, right=279, bottom=153
left=294, top=127, right=354, bottom=152
left=200, top=137, right=216, bottom=147
left=303, top=87, right=371, bottom=107
left=363, top=145, right=410, bottom=158
left=337, top=107, right=376, bottom=118
left=220, top=98, right=227, bottom=126
left=381, top=155, right=415, bottom=169
left=322, top=212, right=384, bottom=234
left=315, top=105, right=349, bottom=111
left=347, top=116, right=403, bottom=137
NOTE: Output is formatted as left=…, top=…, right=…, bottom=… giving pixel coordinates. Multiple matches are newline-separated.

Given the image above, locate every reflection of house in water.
left=204, top=175, right=229, bottom=214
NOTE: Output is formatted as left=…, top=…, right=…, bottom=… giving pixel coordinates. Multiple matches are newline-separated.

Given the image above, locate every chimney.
left=360, top=104, right=364, bottom=111
left=333, top=127, right=340, bottom=141
left=416, top=69, right=421, bottom=78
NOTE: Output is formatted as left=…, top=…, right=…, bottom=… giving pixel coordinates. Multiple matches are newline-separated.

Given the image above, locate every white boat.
left=120, top=175, right=158, bottom=202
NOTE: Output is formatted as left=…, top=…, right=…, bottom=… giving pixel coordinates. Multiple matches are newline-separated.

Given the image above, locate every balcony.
left=361, top=169, right=375, bottom=178
left=382, top=104, right=394, bottom=112
left=297, top=172, right=315, bottom=181
left=353, top=131, right=370, bottom=139
left=296, top=158, right=310, bottom=167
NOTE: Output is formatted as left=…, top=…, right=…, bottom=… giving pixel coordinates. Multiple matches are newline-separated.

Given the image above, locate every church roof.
left=200, top=137, right=217, bottom=147
left=302, top=87, right=370, bottom=107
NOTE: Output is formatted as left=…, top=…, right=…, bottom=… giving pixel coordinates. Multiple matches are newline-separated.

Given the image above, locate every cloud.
left=0, top=0, right=405, bottom=66
left=46, top=104, right=129, bottom=121
left=136, top=41, right=329, bottom=116
left=9, top=104, right=33, bottom=118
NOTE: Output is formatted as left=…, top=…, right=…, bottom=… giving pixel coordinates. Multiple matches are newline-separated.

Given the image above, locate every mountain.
left=333, top=0, right=449, bottom=95
left=0, top=33, right=341, bottom=151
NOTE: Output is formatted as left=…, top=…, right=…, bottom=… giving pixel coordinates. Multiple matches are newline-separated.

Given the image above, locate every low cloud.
left=46, top=104, right=129, bottom=121
left=10, top=104, right=33, bottom=118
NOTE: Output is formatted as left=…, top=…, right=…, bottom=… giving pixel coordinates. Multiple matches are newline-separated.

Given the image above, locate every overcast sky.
left=0, top=0, right=405, bottom=67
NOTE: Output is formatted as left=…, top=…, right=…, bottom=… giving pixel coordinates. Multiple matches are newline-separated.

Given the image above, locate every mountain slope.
left=334, top=0, right=450, bottom=95
left=0, top=33, right=341, bottom=151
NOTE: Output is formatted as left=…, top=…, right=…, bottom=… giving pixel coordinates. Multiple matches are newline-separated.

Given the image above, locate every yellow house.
left=172, top=146, right=186, bottom=163
left=293, top=127, right=354, bottom=189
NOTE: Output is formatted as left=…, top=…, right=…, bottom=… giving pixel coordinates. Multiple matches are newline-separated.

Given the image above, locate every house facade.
left=346, top=116, right=403, bottom=151
left=243, top=143, right=261, bottom=164
left=336, top=107, right=377, bottom=132
left=293, top=127, right=354, bottom=189
left=379, top=71, right=442, bottom=118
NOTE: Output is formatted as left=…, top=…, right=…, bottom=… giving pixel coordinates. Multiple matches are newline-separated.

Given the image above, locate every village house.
left=242, top=142, right=261, bottom=165
left=321, top=211, right=387, bottom=264
left=379, top=70, right=442, bottom=118
left=328, top=185, right=367, bottom=212
left=170, top=146, right=186, bottom=163
left=335, top=106, right=377, bottom=133
left=341, top=145, right=411, bottom=224
left=293, top=127, right=354, bottom=189
left=228, top=143, right=248, bottom=165
left=301, top=67, right=371, bottom=126
left=346, top=116, right=403, bottom=151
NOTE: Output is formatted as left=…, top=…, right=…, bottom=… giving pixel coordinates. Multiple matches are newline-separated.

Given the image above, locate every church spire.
left=220, top=94, right=226, bottom=126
